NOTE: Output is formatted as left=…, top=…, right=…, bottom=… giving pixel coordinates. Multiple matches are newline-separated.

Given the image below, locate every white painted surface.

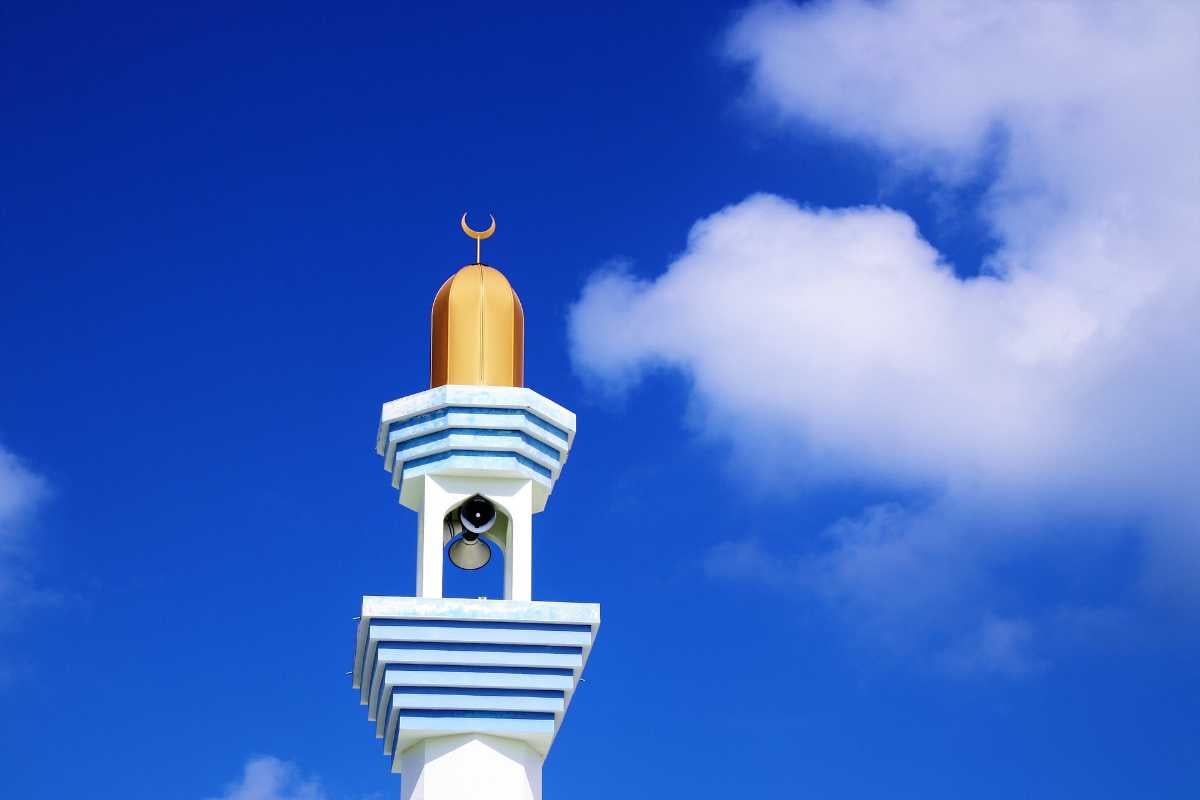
left=358, top=596, right=602, bottom=628
left=379, top=385, right=576, bottom=447
left=400, top=734, right=543, bottom=800
left=502, top=479, right=533, bottom=602
left=415, top=505, right=441, bottom=600
left=398, top=734, right=540, bottom=800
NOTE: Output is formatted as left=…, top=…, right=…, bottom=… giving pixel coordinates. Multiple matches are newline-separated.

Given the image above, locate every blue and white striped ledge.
left=376, top=385, right=577, bottom=512
left=353, top=596, right=600, bottom=770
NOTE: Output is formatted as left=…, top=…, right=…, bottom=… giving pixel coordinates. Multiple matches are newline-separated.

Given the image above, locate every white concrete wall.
left=401, top=735, right=543, bottom=800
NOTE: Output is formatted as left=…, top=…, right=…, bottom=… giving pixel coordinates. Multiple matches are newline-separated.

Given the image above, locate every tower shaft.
left=401, top=735, right=543, bottom=800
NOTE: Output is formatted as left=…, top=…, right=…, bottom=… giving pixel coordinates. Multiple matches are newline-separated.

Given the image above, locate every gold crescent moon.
left=461, top=213, right=496, bottom=240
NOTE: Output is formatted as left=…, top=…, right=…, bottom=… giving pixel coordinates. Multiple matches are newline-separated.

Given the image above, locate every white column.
left=415, top=476, right=448, bottom=598
left=401, top=735, right=543, bottom=800
left=502, top=480, right=533, bottom=602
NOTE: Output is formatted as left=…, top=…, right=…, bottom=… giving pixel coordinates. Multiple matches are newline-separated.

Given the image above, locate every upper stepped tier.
left=353, top=597, right=600, bottom=770
left=376, top=385, right=577, bottom=513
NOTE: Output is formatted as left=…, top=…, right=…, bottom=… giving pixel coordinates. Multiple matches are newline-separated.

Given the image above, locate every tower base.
left=401, top=734, right=543, bottom=800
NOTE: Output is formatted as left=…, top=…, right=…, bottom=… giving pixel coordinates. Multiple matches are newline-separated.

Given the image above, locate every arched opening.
left=441, top=499, right=508, bottom=600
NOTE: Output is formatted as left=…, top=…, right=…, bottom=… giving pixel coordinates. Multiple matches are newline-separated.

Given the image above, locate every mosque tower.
left=350, top=215, right=599, bottom=800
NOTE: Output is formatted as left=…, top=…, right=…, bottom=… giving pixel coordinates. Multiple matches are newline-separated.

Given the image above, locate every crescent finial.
left=461, top=213, right=496, bottom=240
left=458, top=212, right=496, bottom=266
left=461, top=213, right=496, bottom=263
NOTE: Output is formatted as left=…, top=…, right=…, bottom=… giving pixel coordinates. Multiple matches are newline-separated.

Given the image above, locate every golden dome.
left=430, top=264, right=524, bottom=388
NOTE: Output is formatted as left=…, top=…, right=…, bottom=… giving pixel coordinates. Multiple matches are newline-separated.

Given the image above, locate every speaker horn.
left=447, top=495, right=496, bottom=570
left=448, top=530, right=492, bottom=570
left=459, top=494, right=496, bottom=534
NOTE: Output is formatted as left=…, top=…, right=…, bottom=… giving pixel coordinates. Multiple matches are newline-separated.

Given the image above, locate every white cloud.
left=570, top=0, right=1200, bottom=670
left=939, top=615, right=1042, bottom=677
left=0, top=446, right=44, bottom=530
left=0, top=444, right=48, bottom=629
left=206, top=757, right=328, bottom=800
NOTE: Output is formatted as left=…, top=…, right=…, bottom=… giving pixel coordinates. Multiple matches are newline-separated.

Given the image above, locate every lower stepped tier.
left=352, top=597, right=600, bottom=771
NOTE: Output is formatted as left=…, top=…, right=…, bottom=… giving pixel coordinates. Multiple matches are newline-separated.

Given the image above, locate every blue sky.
left=3, top=2, right=1198, bottom=798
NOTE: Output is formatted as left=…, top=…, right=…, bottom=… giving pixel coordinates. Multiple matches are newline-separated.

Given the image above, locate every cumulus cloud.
left=0, top=444, right=48, bottom=629
left=569, top=0, right=1200, bottom=670
left=206, top=757, right=328, bottom=800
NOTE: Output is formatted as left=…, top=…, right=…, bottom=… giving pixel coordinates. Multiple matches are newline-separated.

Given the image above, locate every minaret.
left=351, top=215, right=599, bottom=800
